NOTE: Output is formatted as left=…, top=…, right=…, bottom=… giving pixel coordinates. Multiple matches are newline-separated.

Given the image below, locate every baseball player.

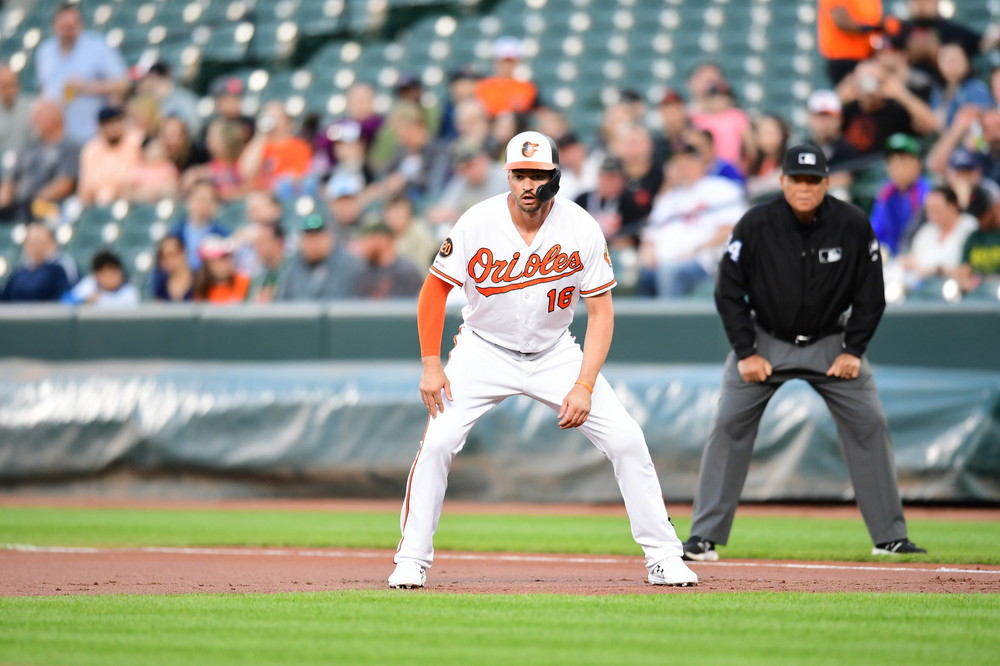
left=388, top=131, right=697, bottom=589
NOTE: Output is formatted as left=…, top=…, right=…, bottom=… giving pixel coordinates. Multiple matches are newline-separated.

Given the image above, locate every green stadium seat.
left=962, top=280, right=1000, bottom=303
left=250, top=19, right=299, bottom=64
left=0, top=247, right=19, bottom=282
left=218, top=200, right=248, bottom=230
left=201, top=23, right=252, bottom=63
left=116, top=205, right=162, bottom=251
left=906, top=277, right=950, bottom=303
left=292, top=0, right=348, bottom=37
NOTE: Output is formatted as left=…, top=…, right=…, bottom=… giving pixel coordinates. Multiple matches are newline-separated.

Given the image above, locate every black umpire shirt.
left=715, top=194, right=885, bottom=361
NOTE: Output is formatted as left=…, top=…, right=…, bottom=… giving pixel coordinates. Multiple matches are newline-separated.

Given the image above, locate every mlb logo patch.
left=798, top=152, right=818, bottom=166
left=818, top=247, right=842, bottom=263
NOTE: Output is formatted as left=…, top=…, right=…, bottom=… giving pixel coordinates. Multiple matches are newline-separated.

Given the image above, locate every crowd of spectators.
left=2, top=0, right=1000, bottom=306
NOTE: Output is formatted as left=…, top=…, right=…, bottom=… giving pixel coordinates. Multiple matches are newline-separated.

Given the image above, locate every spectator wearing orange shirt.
left=193, top=235, right=250, bottom=303
left=474, top=37, right=538, bottom=117
left=818, top=0, right=886, bottom=85
left=239, top=101, right=314, bottom=200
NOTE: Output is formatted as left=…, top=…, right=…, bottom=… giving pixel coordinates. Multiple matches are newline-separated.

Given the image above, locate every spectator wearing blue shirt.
left=34, top=3, right=129, bottom=145
left=1, top=223, right=74, bottom=302
left=870, top=133, right=931, bottom=256
left=686, top=128, right=745, bottom=187
left=170, top=179, right=230, bottom=270
left=62, top=249, right=139, bottom=307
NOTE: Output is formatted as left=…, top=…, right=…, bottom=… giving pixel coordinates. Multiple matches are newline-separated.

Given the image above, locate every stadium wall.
left=0, top=359, right=996, bottom=502
left=1, top=301, right=999, bottom=370
left=1, top=302, right=998, bottom=503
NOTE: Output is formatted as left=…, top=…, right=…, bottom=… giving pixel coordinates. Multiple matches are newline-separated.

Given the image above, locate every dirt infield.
left=3, top=498, right=999, bottom=596
left=3, top=546, right=999, bottom=596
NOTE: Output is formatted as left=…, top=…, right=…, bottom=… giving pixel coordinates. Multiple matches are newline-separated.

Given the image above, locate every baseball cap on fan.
left=504, top=131, right=559, bottom=171
left=782, top=143, right=829, bottom=178
left=807, top=89, right=841, bottom=116
left=492, top=36, right=523, bottom=61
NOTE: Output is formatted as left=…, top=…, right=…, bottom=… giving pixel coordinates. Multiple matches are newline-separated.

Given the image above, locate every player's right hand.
left=737, top=354, right=772, bottom=383
left=419, top=357, right=452, bottom=418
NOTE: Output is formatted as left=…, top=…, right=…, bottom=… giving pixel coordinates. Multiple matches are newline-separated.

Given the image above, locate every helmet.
left=503, top=130, right=562, bottom=202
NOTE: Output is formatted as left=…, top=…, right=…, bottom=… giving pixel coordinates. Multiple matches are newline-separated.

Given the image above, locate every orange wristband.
left=574, top=380, right=594, bottom=394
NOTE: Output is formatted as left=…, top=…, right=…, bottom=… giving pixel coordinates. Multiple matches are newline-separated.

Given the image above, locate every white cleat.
left=388, top=560, right=426, bottom=589
left=648, top=556, right=699, bottom=587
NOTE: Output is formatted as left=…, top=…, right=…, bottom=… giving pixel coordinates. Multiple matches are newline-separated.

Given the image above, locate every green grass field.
left=2, top=592, right=997, bottom=666
left=2, top=505, right=999, bottom=564
left=2, top=505, right=998, bottom=666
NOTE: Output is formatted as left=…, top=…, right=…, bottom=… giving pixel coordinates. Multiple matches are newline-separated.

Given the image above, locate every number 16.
left=546, top=286, right=575, bottom=312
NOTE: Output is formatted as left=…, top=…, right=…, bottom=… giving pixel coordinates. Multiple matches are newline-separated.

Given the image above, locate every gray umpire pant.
left=690, top=329, right=909, bottom=546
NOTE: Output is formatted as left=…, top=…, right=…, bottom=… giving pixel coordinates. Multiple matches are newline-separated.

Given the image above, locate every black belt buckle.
left=793, top=334, right=813, bottom=347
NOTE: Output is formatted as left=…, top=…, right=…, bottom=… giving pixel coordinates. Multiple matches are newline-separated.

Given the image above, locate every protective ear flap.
left=536, top=168, right=561, bottom=202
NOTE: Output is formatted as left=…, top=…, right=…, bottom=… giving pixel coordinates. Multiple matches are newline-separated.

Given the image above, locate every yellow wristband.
left=574, top=380, right=594, bottom=394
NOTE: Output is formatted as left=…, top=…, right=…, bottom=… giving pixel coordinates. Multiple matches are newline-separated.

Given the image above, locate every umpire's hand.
left=737, top=354, right=773, bottom=383
left=826, top=353, right=861, bottom=380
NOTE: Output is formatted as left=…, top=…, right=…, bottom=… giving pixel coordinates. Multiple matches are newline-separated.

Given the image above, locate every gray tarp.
left=0, top=360, right=997, bottom=502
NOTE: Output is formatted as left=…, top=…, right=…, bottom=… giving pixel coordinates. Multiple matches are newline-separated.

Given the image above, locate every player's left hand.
left=558, top=385, right=592, bottom=429
left=826, top=353, right=861, bottom=380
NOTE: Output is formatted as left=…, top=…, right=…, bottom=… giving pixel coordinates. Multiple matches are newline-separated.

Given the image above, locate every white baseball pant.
left=395, top=328, right=684, bottom=570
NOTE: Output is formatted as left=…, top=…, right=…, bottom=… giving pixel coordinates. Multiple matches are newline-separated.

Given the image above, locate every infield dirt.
left=3, top=498, right=998, bottom=597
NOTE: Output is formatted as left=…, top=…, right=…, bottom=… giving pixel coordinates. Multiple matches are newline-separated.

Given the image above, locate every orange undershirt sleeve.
left=417, top=273, right=455, bottom=358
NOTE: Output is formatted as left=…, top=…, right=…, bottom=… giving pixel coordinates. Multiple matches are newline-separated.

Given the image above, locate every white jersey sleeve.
left=428, top=217, right=468, bottom=288
left=576, top=208, right=617, bottom=298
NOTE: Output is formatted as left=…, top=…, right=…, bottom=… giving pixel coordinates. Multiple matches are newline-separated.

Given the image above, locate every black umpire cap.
left=782, top=143, right=829, bottom=178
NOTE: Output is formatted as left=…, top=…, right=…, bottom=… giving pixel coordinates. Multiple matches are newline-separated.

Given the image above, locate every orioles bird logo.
left=521, top=141, right=540, bottom=157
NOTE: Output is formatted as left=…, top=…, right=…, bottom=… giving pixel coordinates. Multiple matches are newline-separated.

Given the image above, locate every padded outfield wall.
left=0, top=302, right=998, bottom=502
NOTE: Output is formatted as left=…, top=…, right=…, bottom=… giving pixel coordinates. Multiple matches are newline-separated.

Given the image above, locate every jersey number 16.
left=546, top=286, right=575, bottom=312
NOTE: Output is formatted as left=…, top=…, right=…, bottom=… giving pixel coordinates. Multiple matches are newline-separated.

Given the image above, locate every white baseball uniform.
left=395, top=192, right=685, bottom=570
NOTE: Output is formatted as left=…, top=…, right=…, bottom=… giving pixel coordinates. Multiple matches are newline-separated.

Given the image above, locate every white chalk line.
left=5, top=544, right=999, bottom=576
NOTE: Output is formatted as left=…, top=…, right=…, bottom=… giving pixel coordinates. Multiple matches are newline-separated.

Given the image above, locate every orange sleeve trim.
left=418, top=273, right=455, bottom=357
left=580, top=279, right=617, bottom=296
left=429, top=265, right=463, bottom=288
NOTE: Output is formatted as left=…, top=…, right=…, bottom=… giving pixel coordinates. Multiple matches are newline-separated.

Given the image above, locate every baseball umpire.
left=388, top=131, right=698, bottom=589
left=683, top=143, right=927, bottom=561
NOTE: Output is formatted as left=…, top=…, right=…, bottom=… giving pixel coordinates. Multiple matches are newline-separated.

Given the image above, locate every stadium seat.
left=290, top=0, right=348, bottom=37
left=906, top=277, right=950, bottom=303
left=250, top=18, right=299, bottom=65
left=200, top=22, right=253, bottom=63
left=962, top=280, right=1000, bottom=303
left=115, top=204, right=161, bottom=249
left=218, top=199, right=248, bottom=230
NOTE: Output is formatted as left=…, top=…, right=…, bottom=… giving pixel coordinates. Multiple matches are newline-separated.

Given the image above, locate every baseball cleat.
left=871, top=538, right=927, bottom=555
left=682, top=536, right=719, bottom=562
left=648, top=556, right=699, bottom=586
left=388, top=560, right=426, bottom=588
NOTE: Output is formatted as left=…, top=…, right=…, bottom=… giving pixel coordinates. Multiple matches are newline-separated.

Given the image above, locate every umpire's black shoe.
left=871, top=538, right=927, bottom=555
left=682, top=536, right=719, bottom=562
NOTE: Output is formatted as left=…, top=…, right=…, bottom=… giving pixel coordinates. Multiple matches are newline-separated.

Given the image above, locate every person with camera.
left=238, top=101, right=314, bottom=201
left=838, top=60, right=937, bottom=156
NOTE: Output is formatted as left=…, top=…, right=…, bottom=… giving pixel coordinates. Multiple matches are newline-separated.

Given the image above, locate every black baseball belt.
left=764, top=326, right=844, bottom=347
